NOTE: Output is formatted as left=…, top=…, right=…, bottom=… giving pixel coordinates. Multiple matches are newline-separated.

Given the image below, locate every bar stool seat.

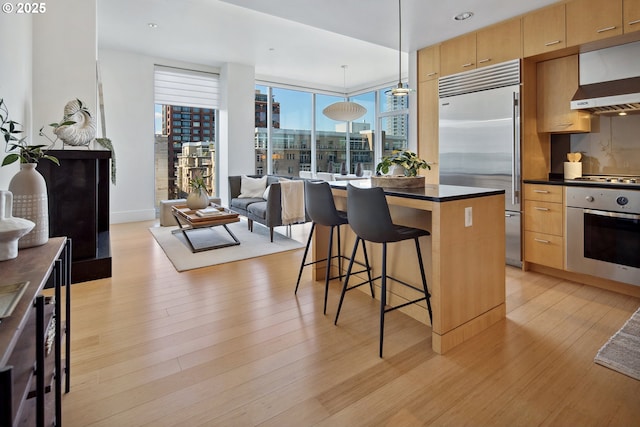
left=335, top=183, right=433, bottom=357
left=295, top=180, right=373, bottom=314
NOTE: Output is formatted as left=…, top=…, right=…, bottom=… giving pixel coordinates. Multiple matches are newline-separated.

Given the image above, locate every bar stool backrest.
left=305, top=180, right=345, bottom=227
left=346, top=184, right=397, bottom=243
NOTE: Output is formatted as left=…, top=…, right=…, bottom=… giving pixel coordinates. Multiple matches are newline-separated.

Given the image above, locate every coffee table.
left=171, top=204, right=241, bottom=252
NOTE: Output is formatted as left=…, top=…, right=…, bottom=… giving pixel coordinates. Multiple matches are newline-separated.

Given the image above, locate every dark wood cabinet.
left=0, top=237, right=71, bottom=426
left=38, top=150, right=112, bottom=283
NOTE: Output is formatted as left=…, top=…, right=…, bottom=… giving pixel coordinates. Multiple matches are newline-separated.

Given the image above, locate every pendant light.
left=323, top=65, right=367, bottom=121
left=387, top=0, right=414, bottom=96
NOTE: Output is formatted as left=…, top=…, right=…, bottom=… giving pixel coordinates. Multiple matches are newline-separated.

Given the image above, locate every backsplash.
left=551, top=114, right=640, bottom=176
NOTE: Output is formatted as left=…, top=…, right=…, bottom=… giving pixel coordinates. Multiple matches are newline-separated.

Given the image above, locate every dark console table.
left=38, top=149, right=112, bottom=283
left=0, top=237, right=71, bottom=426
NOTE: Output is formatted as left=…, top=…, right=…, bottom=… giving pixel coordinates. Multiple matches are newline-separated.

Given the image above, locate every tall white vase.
left=8, top=163, right=49, bottom=248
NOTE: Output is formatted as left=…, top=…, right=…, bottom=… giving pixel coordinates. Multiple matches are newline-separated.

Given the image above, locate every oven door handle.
left=584, top=208, right=640, bottom=221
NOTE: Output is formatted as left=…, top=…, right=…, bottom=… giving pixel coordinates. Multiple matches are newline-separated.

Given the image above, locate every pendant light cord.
left=397, top=0, right=402, bottom=87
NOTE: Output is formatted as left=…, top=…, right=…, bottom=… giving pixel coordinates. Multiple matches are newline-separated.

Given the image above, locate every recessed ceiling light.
left=454, top=12, right=474, bottom=21
left=148, top=23, right=158, bottom=28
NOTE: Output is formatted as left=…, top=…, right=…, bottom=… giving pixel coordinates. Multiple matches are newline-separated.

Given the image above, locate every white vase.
left=8, top=163, right=49, bottom=248
left=0, top=190, right=35, bottom=261
left=186, top=189, right=209, bottom=210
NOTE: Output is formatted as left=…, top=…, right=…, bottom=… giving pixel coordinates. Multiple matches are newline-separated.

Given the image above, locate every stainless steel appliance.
left=566, top=186, right=640, bottom=286
left=438, top=59, right=521, bottom=266
left=570, top=40, right=640, bottom=114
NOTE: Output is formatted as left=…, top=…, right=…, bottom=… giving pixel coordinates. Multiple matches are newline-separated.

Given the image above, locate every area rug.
left=149, top=220, right=305, bottom=272
left=594, top=307, right=640, bottom=381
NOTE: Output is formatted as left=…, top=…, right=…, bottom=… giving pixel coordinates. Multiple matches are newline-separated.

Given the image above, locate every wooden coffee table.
left=171, top=204, right=241, bottom=252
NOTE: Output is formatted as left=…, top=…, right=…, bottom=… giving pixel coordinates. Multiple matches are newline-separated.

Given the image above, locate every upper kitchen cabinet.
left=440, top=20, right=522, bottom=76
left=625, top=0, right=640, bottom=33
left=417, top=45, right=440, bottom=82
left=476, top=19, right=522, bottom=67
left=567, top=0, right=623, bottom=46
left=537, top=54, right=592, bottom=133
left=440, top=33, right=476, bottom=76
left=523, top=3, right=567, bottom=57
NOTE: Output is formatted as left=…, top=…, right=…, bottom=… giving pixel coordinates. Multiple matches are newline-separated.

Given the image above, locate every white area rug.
left=149, top=220, right=305, bottom=272
left=595, top=307, right=640, bottom=381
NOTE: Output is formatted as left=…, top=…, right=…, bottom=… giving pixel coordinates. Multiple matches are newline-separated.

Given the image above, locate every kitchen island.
left=314, top=180, right=506, bottom=354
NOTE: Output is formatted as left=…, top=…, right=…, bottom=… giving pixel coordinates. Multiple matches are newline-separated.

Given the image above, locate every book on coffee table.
left=196, top=207, right=223, bottom=217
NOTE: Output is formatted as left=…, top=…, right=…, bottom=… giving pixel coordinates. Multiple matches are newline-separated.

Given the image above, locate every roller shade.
left=154, top=65, right=219, bottom=109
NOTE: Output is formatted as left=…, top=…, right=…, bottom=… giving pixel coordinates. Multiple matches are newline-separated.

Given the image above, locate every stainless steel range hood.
left=570, top=41, right=640, bottom=114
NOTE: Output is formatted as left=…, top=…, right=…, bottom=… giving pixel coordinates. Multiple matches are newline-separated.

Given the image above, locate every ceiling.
left=98, top=0, right=559, bottom=93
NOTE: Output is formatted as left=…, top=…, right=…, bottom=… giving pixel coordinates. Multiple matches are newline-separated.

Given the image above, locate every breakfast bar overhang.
left=313, top=180, right=506, bottom=354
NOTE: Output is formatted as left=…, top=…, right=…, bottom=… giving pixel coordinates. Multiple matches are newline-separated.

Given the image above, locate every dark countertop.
left=524, top=178, right=640, bottom=191
left=330, top=179, right=505, bottom=202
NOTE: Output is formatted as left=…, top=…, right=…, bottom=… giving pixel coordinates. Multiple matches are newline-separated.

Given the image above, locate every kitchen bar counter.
left=314, top=179, right=506, bottom=354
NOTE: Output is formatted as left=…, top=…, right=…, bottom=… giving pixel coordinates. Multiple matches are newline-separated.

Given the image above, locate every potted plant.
left=375, top=150, right=430, bottom=177
left=186, top=174, right=210, bottom=210
left=372, top=150, right=431, bottom=189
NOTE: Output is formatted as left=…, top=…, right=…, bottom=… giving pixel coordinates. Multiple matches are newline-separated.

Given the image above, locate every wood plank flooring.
left=61, top=220, right=640, bottom=426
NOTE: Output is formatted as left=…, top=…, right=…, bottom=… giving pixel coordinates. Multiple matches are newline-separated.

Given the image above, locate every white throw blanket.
left=280, top=180, right=305, bottom=225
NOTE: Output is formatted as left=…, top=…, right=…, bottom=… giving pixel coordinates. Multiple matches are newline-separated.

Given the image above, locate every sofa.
left=228, top=174, right=312, bottom=241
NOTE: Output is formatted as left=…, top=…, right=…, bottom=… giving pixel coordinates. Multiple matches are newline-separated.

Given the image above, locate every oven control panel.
left=566, top=187, right=640, bottom=213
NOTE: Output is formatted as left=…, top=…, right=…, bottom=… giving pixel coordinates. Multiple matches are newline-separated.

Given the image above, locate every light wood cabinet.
left=523, top=3, right=567, bottom=57
left=567, top=0, right=623, bottom=46
left=476, top=19, right=522, bottom=67
left=523, top=184, right=564, bottom=270
left=625, top=0, right=640, bottom=33
left=537, top=55, right=592, bottom=133
left=440, top=33, right=476, bottom=76
left=418, top=79, right=439, bottom=180
left=440, top=20, right=522, bottom=76
left=417, top=45, right=440, bottom=82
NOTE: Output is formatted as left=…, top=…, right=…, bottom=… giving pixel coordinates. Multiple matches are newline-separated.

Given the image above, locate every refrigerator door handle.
left=512, top=91, right=521, bottom=207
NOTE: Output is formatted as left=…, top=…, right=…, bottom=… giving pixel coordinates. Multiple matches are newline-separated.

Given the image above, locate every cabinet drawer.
left=524, top=200, right=563, bottom=236
left=524, top=231, right=564, bottom=269
left=523, top=184, right=563, bottom=203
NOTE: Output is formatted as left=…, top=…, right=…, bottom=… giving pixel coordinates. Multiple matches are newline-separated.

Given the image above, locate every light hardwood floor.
left=61, top=220, right=640, bottom=426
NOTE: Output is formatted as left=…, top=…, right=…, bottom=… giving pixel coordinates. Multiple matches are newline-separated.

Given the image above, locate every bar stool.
left=295, top=180, right=373, bottom=314
left=335, top=183, right=433, bottom=357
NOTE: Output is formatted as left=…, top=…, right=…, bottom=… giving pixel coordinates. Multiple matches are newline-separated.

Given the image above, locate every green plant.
left=189, top=175, right=209, bottom=193
left=1, top=98, right=60, bottom=166
left=375, top=150, right=430, bottom=177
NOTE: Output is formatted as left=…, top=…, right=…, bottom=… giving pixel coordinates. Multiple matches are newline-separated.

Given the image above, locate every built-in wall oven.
left=566, top=185, right=640, bottom=286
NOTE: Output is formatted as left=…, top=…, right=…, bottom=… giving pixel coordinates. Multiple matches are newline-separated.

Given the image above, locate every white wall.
left=218, top=63, right=256, bottom=204
left=0, top=13, right=32, bottom=189
left=32, top=0, right=97, bottom=147
left=98, top=49, right=256, bottom=223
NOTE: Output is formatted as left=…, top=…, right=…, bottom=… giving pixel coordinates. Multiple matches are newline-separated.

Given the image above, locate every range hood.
left=570, top=41, right=640, bottom=114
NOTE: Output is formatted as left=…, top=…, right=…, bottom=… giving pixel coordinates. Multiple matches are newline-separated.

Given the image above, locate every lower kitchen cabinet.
left=0, top=237, right=71, bottom=426
left=523, top=184, right=565, bottom=269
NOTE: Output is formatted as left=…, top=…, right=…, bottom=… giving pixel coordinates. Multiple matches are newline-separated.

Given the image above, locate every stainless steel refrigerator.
left=438, top=59, right=521, bottom=267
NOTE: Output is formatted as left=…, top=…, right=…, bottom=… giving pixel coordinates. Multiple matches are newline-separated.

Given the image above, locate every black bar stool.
left=295, top=180, right=373, bottom=314
left=335, top=183, right=433, bottom=357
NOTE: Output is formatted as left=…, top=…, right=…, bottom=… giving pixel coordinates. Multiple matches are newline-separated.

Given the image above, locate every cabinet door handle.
left=534, top=190, right=550, bottom=194
left=558, top=122, right=573, bottom=126
left=534, top=238, right=550, bottom=244
left=462, top=62, right=474, bottom=68
left=478, top=58, right=491, bottom=64
left=427, top=72, right=437, bottom=77
left=596, top=25, right=617, bottom=33
left=629, top=19, right=640, bottom=26
left=544, top=40, right=562, bottom=46
left=534, top=207, right=550, bottom=211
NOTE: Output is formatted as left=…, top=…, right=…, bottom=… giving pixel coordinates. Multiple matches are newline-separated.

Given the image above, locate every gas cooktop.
left=568, top=175, right=640, bottom=186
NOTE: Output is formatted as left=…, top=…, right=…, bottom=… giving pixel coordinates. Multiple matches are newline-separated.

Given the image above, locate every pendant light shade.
left=386, top=0, right=414, bottom=96
left=323, top=65, right=367, bottom=121
left=323, top=101, right=367, bottom=121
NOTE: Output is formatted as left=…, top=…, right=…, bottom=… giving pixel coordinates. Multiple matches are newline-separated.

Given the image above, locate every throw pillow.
left=239, top=175, right=267, bottom=198
left=263, top=185, right=271, bottom=200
